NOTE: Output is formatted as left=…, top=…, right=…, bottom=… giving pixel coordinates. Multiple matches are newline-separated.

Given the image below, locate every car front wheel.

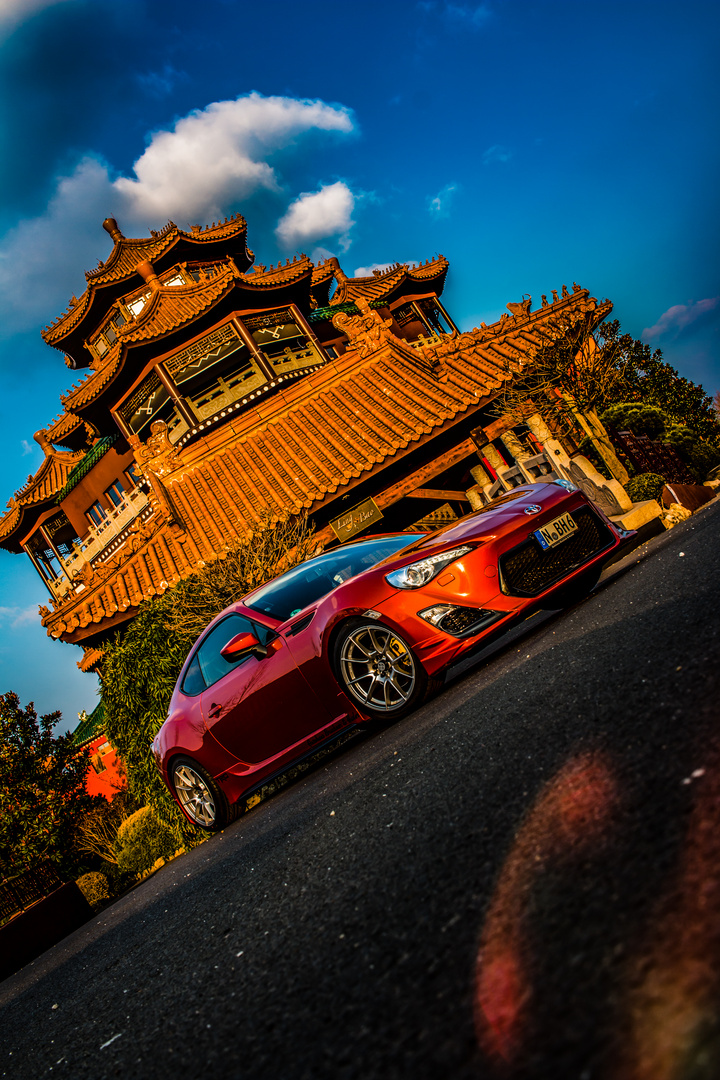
left=170, top=756, right=236, bottom=832
left=334, top=619, right=428, bottom=720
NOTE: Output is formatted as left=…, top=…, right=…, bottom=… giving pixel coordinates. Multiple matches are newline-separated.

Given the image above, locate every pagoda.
left=0, top=214, right=625, bottom=673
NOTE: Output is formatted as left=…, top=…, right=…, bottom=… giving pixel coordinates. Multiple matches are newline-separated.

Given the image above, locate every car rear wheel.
left=170, top=756, right=236, bottom=832
left=334, top=619, right=428, bottom=720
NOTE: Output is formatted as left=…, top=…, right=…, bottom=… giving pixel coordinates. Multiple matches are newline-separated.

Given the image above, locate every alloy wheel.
left=339, top=624, right=416, bottom=712
left=173, top=763, right=217, bottom=827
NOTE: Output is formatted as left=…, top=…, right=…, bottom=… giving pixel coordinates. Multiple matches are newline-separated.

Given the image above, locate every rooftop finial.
left=103, top=218, right=124, bottom=242
left=33, top=429, right=54, bottom=456
left=136, top=259, right=160, bottom=291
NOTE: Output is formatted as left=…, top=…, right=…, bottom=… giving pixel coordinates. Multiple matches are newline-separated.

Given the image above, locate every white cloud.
left=276, top=181, right=356, bottom=252
left=0, top=94, right=357, bottom=337
left=642, top=297, right=720, bottom=341
left=0, top=156, right=113, bottom=332
left=428, top=182, right=459, bottom=219
left=20, top=440, right=33, bottom=456
left=482, top=144, right=512, bottom=165
left=115, top=94, right=354, bottom=224
left=0, top=604, right=38, bottom=628
left=0, top=0, right=73, bottom=36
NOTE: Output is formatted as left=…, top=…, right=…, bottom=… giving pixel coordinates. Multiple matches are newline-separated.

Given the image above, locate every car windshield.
left=245, top=534, right=424, bottom=622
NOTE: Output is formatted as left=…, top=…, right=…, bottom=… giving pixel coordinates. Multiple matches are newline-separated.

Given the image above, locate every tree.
left=101, top=513, right=318, bottom=835
left=0, top=693, right=95, bottom=877
left=495, top=314, right=720, bottom=480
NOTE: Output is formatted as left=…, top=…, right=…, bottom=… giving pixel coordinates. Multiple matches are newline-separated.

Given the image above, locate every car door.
left=197, top=613, right=332, bottom=764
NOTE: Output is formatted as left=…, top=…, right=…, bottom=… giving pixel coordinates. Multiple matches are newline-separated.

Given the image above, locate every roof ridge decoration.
left=239, top=253, right=312, bottom=286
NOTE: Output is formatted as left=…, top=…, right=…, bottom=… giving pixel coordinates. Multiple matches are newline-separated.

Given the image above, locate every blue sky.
left=0, top=0, right=718, bottom=732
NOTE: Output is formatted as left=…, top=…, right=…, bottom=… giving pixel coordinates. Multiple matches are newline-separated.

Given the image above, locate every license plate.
left=534, top=512, right=578, bottom=550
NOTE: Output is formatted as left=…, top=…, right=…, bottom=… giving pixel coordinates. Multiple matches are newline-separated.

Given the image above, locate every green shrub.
left=601, top=402, right=667, bottom=440
left=625, top=473, right=666, bottom=503
left=76, top=871, right=110, bottom=910
left=114, top=806, right=176, bottom=875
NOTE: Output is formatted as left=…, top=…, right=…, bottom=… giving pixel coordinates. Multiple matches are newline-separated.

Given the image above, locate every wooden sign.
left=330, top=497, right=383, bottom=542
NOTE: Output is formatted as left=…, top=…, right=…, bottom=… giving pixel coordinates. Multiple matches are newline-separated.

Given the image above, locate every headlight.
left=385, top=545, right=473, bottom=589
left=553, top=478, right=578, bottom=492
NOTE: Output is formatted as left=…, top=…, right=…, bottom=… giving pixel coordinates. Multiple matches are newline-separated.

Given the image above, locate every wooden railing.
left=51, top=486, right=152, bottom=600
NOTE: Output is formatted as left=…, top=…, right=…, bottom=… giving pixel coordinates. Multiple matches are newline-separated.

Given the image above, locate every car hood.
left=402, top=483, right=571, bottom=552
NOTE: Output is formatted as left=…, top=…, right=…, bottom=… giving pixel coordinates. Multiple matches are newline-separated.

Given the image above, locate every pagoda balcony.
left=50, top=486, right=153, bottom=602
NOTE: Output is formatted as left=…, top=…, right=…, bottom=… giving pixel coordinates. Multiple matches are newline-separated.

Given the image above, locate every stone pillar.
left=473, top=446, right=508, bottom=497
left=526, top=413, right=632, bottom=514
left=482, top=443, right=507, bottom=475
left=525, top=414, right=573, bottom=477
left=580, top=408, right=630, bottom=487
left=500, top=430, right=531, bottom=464
left=470, top=463, right=491, bottom=487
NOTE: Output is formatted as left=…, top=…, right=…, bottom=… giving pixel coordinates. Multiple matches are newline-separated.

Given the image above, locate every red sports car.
left=152, top=480, right=630, bottom=830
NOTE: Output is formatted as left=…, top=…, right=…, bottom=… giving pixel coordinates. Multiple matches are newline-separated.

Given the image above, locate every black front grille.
left=499, top=506, right=613, bottom=597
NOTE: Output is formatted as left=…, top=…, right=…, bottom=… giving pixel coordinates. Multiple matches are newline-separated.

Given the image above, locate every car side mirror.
left=220, top=631, right=268, bottom=662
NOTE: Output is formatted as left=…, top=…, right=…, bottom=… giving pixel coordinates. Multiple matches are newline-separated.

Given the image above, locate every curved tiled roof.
left=238, top=254, right=312, bottom=287
left=45, top=409, right=88, bottom=448
left=0, top=446, right=85, bottom=543
left=42, top=215, right=250, bottom=347
left=331, top=256, right=449, bottom=306
left=170, top=289, right=607, bottom=527
left=86, top=215, right=248, bottom=286
left=120, top=268, right=236, bottom=344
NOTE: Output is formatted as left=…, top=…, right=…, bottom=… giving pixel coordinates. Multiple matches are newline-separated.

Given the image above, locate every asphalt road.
left=2, top=499, right=719, bottom=1080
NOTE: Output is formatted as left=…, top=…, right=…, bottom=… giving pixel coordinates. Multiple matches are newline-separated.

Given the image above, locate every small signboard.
left=330, top=497, right=384, bottom=542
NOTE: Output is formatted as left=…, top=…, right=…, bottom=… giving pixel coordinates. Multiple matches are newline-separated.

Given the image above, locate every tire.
left=170, top=756, right=237, bottom=832
left=334, top=619, right=428, bottom=720
left=542, top=569, right=600, bottom=610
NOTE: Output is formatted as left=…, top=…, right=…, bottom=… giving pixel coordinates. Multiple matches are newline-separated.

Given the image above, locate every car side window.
left=181, top=613, right=276, bottom=696
left=181, top=652, right=205, bottom=696
left=196, top=614, right=258, bottom=689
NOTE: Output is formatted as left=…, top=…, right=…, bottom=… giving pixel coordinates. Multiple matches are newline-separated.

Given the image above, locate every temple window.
left=162, top=272, right=186, bottom=287
left=25, top=529, right=62, bottom=583
left=127, top=290, right=151, bottom=318
left=104, top=478, right=125, bottom=508
left=23, top=512, right=82, bottom=592
left=87, top=500, right=107, bottom=528
left=164, top=324, right=266, bottom=426
left=417, top=298, right=455, bottom=335
left=89, top=310, right=129, bottom=358
left=391, top=298, right=457, bottom=342
left=119, top=371, right=188, bottom=442
left=186, top=263, right=219, bottom=282
left=244, top=309, right=325, bottom=377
